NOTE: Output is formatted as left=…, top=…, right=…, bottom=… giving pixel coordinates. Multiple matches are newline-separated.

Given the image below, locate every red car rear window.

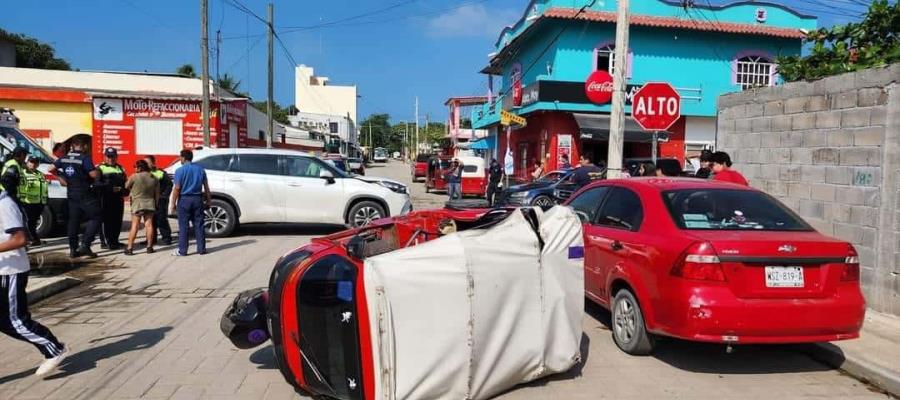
left=662, top=189, right=812, bottom=231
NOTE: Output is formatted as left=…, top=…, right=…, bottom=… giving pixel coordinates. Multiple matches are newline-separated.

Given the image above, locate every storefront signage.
left=500, top=110, right=527, bottom=127
left=91, top=97, right=248, bottom=174
left=584, top=70, right=614, bottom=104
left=510, top=80, right=642, bottom=109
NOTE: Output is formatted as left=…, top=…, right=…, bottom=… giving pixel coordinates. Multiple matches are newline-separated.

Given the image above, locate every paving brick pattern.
left=0, top=161, right=889, bottom=399
left=718, top=65, right=900, bottom=316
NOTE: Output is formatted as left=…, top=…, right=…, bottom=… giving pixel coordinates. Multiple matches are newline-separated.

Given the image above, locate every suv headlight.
left=377, top=181, right=408, bottom=194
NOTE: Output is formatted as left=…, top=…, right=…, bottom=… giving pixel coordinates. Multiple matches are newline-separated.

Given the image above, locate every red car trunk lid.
left=686, top=231, right=849, bottom=299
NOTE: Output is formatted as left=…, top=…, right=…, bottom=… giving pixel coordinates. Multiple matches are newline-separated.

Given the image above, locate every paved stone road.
left=0, top=160, right=890, bottom=400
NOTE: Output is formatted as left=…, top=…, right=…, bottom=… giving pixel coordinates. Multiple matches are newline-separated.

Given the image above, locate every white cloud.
left=426, top=4, right=519, bottom=38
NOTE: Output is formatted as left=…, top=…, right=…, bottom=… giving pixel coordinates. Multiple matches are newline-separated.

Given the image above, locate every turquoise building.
left=469, top=0, right=816, bottom=177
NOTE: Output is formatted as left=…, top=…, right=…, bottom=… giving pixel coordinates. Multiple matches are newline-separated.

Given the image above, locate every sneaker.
left=99, top=243, right=109, bottom=250
left=172, top=250, right=186, bottom=256
left=35, top=345, right=69, bottom=378
left=146, top=247, right=155, bottom=254
left=68, top=250, right=81, bottom=259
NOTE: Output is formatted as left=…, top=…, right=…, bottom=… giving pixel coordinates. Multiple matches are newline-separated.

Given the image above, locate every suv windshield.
left=0, top=126, right=54, bottom=164
left=663, top=189, right=812, bottom=231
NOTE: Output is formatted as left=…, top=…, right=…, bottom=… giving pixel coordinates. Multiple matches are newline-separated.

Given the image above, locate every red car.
left=411, top=153, right=429, bottom=181
left=564, top=177, right=865, bottom=355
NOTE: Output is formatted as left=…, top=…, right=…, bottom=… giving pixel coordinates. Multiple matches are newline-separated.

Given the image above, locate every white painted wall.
left=685, top=116, right=717, bottom=146
left=294, top=65, right=357, bottom=128
left=0, top=66, right=234, bottom=97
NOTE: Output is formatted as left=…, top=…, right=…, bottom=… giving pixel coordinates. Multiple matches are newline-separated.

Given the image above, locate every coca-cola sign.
left=584, top=70, right=614, bottom=104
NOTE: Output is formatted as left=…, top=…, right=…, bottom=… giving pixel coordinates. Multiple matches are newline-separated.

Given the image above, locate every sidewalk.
left=26, top=275, right=82, bottom=305
left=809, top=310, right=900, bottom=397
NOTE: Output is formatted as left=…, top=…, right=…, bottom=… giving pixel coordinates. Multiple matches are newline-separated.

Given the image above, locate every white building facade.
left=294, top=65, right=358, bottom=146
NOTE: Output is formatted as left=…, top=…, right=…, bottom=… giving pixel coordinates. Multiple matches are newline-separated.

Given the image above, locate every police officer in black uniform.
left=486, top=158, right=503, bottom=207
left=49, top=137, right=101, bottom=258
left=97, top=148, right=126, bottom=250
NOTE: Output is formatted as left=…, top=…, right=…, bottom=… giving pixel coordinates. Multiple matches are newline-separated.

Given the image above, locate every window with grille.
left=735, top=55, right=775, bottom=90
left=596, top=45, right=616, bottom=74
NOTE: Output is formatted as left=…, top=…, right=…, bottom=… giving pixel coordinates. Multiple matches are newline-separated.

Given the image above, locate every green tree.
left=216, top=73, right=242, bottom=93
left=175, top=64, right=197, bottom=78
left=777, top=0, right=900, bottom=81
left=360, top=114, right=394, bottom=150
left=251, top=101, right=291, bottom=125
left=0, top=29, right=71, bottom=70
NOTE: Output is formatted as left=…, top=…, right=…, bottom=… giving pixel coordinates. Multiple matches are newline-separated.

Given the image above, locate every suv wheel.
left=611, top=289, right=655, bottom=355
left=348, top=201, right=385, bottom=228
left=204, top=199, right=238, bottom=237
left=35, top=207, right=54, bottom=238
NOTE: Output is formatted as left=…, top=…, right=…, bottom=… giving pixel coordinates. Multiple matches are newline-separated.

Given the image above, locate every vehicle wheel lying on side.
left=348, top=200, right=386, bottom=228
left=205, top=199, right=238, bottom=238
left=611, top=289, right=655, bottom=355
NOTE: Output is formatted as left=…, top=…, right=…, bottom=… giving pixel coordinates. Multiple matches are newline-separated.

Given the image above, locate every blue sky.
left=4, top=0, right=870, bottom=123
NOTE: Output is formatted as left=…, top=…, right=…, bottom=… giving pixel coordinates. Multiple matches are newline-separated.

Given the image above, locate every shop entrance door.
left=518, top=143, right=528, bottom=180
left=229, top=123, right=238, bottom=148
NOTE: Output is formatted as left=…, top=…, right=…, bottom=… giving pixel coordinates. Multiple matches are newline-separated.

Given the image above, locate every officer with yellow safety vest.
left=0, top=147, right=28, bottom=206
left=97, top=148, right=127, bottom=250
left=20, top=155, right=48, bottom=246
left=145, top=155, right=173, bottom=245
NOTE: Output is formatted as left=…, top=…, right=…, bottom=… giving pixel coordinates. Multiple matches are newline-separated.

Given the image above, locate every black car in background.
left=495, top=169, right=577, bottom=208
left=624, top=157, right=684, bottom=177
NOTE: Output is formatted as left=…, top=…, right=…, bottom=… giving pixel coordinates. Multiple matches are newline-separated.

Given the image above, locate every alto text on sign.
left=631, top=82, right=681, bottom=131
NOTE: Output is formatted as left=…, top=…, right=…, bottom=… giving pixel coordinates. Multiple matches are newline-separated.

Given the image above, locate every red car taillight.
left=841, top=245, right=860, bottom=282
left=671, top=242, right=727, bottom=282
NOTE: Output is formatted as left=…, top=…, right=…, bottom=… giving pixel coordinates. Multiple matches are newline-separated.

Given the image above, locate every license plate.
left=765, top=266, right=804, bottom=288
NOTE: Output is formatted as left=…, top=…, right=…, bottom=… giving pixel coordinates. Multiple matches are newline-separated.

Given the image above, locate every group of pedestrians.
left=0, top=137, right=209, bottom=259
left=0, top=143, right=212, bottom=379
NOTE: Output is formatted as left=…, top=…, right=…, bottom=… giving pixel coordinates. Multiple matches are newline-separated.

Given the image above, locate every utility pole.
left=200, top=0, right=211, bottom=147
left=405, top=121, right=409, bottom=160
left=266, top=3, right=274, bottom=148
left=606, top=0, right=629, bottom=178
left=414, top=97, right=419, bottom=155
left=368, top=124, right=373, bottom=149
left=424, top=114, right=429, bottom=153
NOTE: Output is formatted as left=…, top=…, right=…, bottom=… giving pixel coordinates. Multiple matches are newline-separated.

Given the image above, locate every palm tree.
left=216, top=73, right=242, bottom=93
left=175, top=64, right=197, bottom=78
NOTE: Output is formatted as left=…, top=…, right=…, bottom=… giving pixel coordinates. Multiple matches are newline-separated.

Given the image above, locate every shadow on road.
left=508, top=332, right=591, bottom=393
left=48, top=327, right=174, bottom=379
left=249, top=345, right=277, bottom=369
left=205, top=239, right=257, bottom=254
left=235, top=224, right=344, bottom=237
left=584, top=298, right=841, bottom=375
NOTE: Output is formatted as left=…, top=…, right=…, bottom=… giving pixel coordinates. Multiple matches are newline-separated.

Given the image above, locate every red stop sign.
left=632, top=82, right=681, bottom=131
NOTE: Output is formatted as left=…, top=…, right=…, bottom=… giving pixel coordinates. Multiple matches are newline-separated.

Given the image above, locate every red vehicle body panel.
left=412, top=161, right=427, bottom=178
left=425, top=157, right=452, bottom=192
left=271, top=207, right=493, bottom=398
left=569, top=177, right=865, bottom=344
left=462, top=176, right=487, bottom=196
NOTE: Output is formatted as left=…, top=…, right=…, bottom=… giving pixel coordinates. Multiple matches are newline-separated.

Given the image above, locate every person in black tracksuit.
left=0, top=188, right=69, bottom=377
left=50, top=138, right=101, bottom=258
left=486, top=158, right=503, bottom=206
left=97, top=148, right=127, bottom=250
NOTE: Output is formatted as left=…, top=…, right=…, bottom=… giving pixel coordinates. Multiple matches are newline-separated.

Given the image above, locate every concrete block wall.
left=717, top=64, right=900, bottom=316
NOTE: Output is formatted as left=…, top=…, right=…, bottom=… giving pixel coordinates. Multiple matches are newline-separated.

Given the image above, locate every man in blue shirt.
left=170, top=149, right=211, bottom=256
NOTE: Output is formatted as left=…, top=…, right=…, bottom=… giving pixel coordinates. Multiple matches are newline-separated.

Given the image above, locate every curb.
left=26, top=275, right=82, bottom=305
left=807, top=342, right=900, bottom=398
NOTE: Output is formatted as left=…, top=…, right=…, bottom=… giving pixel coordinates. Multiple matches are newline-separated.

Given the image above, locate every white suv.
left=165, top=148, right=411, bottom=237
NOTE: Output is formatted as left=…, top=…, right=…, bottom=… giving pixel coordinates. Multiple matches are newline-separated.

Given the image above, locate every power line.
left=223, top=0, right=267, bottom=24
left=281, top=0, right=419, bottom=30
